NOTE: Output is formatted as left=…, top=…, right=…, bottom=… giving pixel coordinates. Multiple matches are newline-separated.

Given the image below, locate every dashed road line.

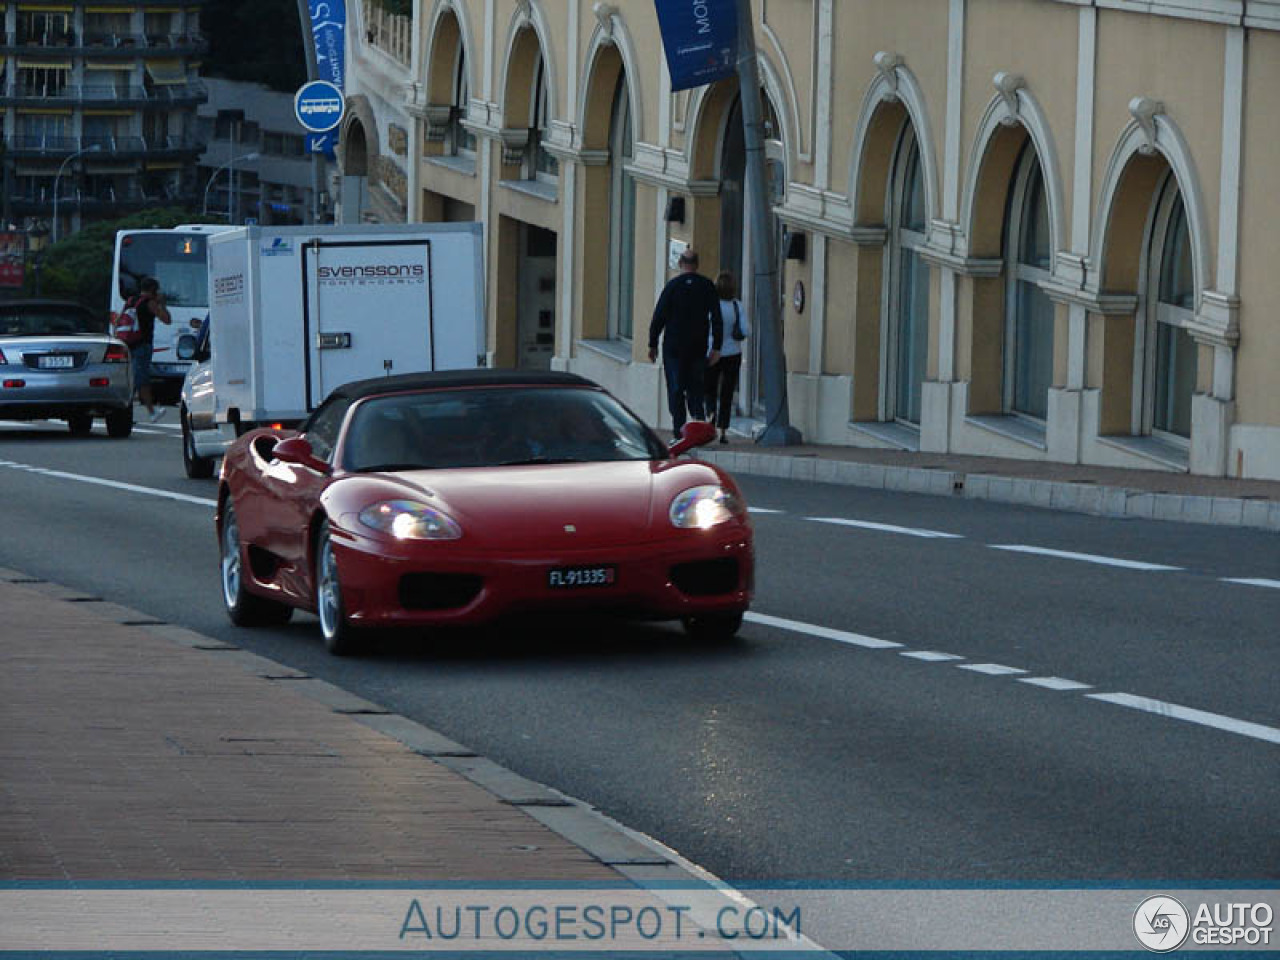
left=957, top=663, right=1028, bottom=677
left=0, top=460, right=217, bottom=507
left=1019, top=676, right=1093, bottom=692
left=748, top=507, right=785, bottom=515
left=746, top=615, right=1275, bottom=747
left=743, top=612, right=903, bottom=650
left=1221, top=577, right=1280, bottom=590
left=1086, top=692, right=1280, bottom=746
left=988, top=544, right=1182, bottom=572
left=808, top=517, right=965, bottom=539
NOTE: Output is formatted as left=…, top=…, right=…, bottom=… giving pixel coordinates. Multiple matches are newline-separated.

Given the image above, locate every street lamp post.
left=202, top=152, right=260, bottom=220
left=52, top=144, right=102, bottom=244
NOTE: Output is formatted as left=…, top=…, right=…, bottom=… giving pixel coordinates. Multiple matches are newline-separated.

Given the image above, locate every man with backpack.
left=125, top=277, right=172, bottom=422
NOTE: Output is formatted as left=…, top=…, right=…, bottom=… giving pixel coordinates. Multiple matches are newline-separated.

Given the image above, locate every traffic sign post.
left=294, top=80, right=345, bottom=134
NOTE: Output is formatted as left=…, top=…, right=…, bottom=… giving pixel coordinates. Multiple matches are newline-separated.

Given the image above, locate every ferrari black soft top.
left=328, top=368, right=599, bottom=404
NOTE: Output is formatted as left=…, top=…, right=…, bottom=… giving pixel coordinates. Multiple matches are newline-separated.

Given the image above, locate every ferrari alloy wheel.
left=66, top=413, right=92, bottom=437
left=182, top=407, right=215, bottom=479
left=681, top=611, right=744, bottom=642
left=316, top=521, right=364, bottom=656
left=219, top=500, right=292, bottom=627
left=105, top=406, right=133, bottom=439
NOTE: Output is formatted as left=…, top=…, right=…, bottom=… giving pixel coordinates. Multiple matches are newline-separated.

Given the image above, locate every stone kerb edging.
left=696, top=450, right=1280, bottom=532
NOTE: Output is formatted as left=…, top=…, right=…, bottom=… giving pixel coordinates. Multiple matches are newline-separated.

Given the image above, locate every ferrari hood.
left=386, top=461, right=683, bottom=549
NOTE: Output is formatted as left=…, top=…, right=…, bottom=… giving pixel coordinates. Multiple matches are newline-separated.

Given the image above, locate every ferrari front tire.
left=219, top=500, right=293, bottom=627
left=682, top=611, right=745, bottom=642
left=316, top=520, right=365, bottom=656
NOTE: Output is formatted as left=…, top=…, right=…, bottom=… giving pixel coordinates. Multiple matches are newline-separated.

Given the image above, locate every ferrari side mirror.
left=669, top=420, right=716, bottom=457
left=273, top=436, right=332, bottom=475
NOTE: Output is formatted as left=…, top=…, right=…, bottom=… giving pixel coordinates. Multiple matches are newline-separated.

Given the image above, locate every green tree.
left=25, top=209, right=223, bottom=315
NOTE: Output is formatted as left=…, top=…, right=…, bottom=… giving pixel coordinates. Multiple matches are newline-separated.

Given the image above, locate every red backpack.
left=112, top=296, right=144, bottom=346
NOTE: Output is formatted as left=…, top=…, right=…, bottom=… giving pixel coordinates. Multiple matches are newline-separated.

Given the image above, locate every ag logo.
left=1134, top=895, right=1190, bottom=952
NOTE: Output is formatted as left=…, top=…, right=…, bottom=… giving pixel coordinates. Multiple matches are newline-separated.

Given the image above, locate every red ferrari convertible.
left=216, top=370, right=754, bottom=654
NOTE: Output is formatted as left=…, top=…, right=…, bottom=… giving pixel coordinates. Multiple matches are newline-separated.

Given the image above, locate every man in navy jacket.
left=648, top=248, right=723, bottom=440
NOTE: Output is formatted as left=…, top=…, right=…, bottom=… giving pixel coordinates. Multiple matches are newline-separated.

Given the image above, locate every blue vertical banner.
left=653, top=0, right=739, bottom=92
left=307, top=0, right=346, bottom=156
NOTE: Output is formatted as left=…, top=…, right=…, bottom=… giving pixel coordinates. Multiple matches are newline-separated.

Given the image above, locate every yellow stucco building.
left=340, top=0, right=1280, bottom=480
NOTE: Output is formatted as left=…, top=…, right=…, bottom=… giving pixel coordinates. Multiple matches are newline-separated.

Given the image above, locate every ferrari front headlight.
left=358, top=500, right=462, bottom=540
left=669, top=485, right=744, bottom=529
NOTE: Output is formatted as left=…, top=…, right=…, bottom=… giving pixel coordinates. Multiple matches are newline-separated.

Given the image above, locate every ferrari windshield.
left=0, top=306, right=103, bottom=336
left=341, top=386, right=668, bottom=472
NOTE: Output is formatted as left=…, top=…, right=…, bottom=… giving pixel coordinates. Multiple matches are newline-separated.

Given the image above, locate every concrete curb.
left=0, top=567, right=833, bottom=959
left=697, top=450, right=1280, bottom=532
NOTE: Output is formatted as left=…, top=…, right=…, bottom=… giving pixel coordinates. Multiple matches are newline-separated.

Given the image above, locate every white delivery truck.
left=179, top=222, right=485, bottom=478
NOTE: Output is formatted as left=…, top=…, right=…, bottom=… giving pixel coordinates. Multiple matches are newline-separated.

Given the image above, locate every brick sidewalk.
left=0, top=577, right=617, bottom=884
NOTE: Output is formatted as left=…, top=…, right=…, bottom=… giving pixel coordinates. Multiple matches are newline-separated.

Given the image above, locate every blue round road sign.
left=294, top=80, right=345, bottom=134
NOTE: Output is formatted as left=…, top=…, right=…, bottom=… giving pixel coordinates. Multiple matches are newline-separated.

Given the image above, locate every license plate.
left=547, top=565, right=616, bottom=589
left=38, top=355, right=74, bottom=369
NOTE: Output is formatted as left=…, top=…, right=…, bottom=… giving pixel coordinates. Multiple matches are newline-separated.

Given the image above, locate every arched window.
left=1004, top=145, right=1054, bottom=420
left=607, top=76, right=635, bottom=340
left=1145, top=177, right=1196, bottom=439
left=449, top=47, right=475, bottom=156
left=528, top=50, right=558, bottom=181
left=886, top=123, right=928, bottom=425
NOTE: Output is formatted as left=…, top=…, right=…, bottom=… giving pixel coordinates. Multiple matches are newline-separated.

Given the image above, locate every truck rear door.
left=302, top=238, right=434, bottom=407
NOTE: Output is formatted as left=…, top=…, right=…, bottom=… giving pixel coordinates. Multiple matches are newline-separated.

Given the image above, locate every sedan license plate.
left=547, top=565, right=616, bottom=589
left=38, top=355, right=74, bottom=369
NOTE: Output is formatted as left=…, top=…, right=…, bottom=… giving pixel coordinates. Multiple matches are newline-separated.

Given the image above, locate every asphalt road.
left=1, top=417, right=1276, bottom=884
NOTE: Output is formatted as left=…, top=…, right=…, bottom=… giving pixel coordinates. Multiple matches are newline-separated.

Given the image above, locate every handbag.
left=731, top=300, right=746, bottom=341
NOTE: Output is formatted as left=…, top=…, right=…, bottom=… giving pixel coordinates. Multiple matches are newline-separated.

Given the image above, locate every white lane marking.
left=747, top=613, right=1277, bottom=747
left=0, top=460, right=217, bottom=507
left=1087, top=692, right=1280, bottom=746
left=748, top=507, right=784, bottom=515
left=957, top=663, right=1027, bottom=676
left=989, top=544, right=1182, bottom=572
left=1221, top=577, right=1280, bottom=590
left=900, top=650, right=965, bottom=662
left=0, top=420, right=178, bottom=438
left=743, top=611, right=903, bottom=649
left=809, top=517, right=964, bottom=539
left=1019, top=676, right=1093, bottom=692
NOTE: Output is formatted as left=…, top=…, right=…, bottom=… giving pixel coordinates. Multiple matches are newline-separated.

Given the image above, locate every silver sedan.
left=0, top=300, right=134, bottom=437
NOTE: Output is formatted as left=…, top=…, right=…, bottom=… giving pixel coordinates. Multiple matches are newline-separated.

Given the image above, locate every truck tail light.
left=104, top=343, right=130, bottom=363
left=90, top=377, right=110, bottom=387
left=3, top=379, right=25, bottom=389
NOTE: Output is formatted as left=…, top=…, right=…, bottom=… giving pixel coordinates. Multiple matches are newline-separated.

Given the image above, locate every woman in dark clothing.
left=705, top=272, right=749, bottom=444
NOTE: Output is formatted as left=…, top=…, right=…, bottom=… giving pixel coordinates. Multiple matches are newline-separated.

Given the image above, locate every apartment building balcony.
left=10, top=183, right=199, bottom=217
left=0, top=80, right=207, bottom=107
left=5, top=134, right=204, bottom=158
left=1, top=31, right=207, bottom=56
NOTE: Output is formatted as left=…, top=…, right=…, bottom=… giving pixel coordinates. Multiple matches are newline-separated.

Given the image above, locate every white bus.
left=108, top=225, right=233, bottom=400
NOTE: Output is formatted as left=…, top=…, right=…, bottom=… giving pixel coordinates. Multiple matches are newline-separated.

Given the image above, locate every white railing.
left=361, top=0, right=411, bottom=68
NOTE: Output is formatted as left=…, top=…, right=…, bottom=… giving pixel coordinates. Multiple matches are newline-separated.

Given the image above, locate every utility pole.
left=296, top=0, right=325, bottom=224
left=734, top=0, right=801, bottom=446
